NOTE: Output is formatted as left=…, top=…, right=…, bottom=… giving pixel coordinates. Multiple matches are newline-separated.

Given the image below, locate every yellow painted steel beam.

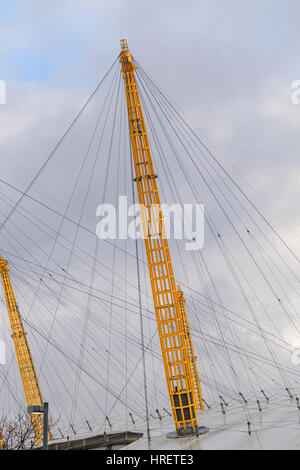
left=176, top=287, right=204, bottom=410
left=120, top=39, right=201, bottom=435
left=0, top=426, right=4, bottom=449
left=0, top=253, right=51, bottom=445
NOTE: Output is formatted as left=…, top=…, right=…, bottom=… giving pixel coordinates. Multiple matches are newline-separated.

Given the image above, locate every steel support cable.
left=138, top=103, right=298, bottom=400
left=138, top=69, right=300, bottom=327
left=192, top=248, right=256, bottom=398
left=20, top=260, right=300, bottom=396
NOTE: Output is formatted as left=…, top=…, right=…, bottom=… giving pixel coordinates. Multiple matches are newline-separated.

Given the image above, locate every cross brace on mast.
left=0, top=253, right=51, bottom=445
left=120, top=39, right=203, bottom=435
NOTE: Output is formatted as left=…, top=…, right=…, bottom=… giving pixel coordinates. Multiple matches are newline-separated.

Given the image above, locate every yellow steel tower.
left=0, top=253, right=50, bottom=445
left=120, top=39, right=203, bottom=435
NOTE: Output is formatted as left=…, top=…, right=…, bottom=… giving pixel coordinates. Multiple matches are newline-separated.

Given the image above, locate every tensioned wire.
left=132, top=67, right=263, bottom=440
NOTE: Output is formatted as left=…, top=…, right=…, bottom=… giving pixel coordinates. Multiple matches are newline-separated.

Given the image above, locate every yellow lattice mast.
left=0, top=253, right=50, bottom=445
left=120, top=39, right=203, bottom=435
left=176, top=287, right=204, bottom=410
